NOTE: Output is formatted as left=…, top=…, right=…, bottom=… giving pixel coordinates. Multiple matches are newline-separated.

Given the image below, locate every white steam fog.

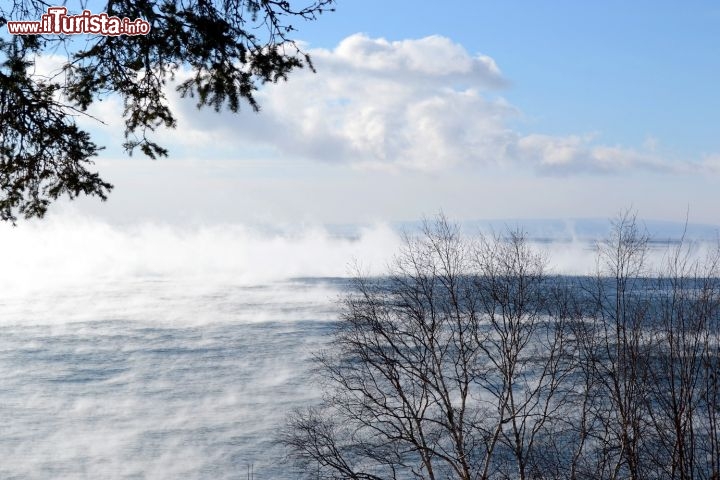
left=0, top=214, right=716, bottom=478
left=0, top=214, right=398, bottom=478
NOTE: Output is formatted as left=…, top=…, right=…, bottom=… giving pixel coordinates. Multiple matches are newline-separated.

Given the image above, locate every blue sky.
left=61, top=1, right=720, bottom=226
left=299, top=0, right=720, bottom=155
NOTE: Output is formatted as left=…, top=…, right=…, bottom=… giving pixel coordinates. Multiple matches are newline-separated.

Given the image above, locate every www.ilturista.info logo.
left=7, top=7, right=150, bottom=36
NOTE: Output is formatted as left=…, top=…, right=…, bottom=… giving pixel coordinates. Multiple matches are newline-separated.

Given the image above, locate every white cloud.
left=160, top=33, right=697, bottom=175
left=319, top=34, right=506, bottom=83
left=33, top=35, right=716, bottom=176
left=701, top=154, right=720, bottom=173
left=164, top=33, right=520, bottom=172
left=514, top=134, right=670, bottom=174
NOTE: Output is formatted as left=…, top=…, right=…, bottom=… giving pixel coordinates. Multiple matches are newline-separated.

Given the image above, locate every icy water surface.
left=0, top=278, right=345, bottom=479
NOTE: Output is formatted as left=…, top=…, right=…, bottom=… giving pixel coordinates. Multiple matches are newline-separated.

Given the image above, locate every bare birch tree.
left=282, top=216, right=572, bottom=479
left=281, top=212, right=720, bottom=480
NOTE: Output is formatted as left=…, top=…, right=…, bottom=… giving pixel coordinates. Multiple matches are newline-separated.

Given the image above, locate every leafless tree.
left=282, top=215, right=573, bottom=479
left=569, top=212, right=720, bottom=480
left=574, top=211, right=653, bottom=480
left=645, top=234, right=720, bottom=479
left=281, top=212, right=720, bottom=480
left=471, top=230, right=575, bottom=480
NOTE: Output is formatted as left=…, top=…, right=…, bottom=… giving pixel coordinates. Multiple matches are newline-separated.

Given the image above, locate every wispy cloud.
left=514, top=134, right=671, bottom=175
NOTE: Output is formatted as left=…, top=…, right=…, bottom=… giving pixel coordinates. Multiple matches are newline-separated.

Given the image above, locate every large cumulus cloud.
left=55, top=33, right=709, bottom=175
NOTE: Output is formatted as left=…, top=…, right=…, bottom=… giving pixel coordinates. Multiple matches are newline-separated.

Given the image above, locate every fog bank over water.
left=0, top=213, right=400, bottom=297
left=2, top=213, right=718, bottom=301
